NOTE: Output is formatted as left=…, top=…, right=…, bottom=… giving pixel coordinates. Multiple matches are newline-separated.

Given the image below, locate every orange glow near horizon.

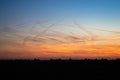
left=1, top=35, right=120, bottom=59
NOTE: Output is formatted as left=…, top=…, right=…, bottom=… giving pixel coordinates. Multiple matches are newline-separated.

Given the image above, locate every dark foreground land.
left=0, top=59, right=120, bottom=80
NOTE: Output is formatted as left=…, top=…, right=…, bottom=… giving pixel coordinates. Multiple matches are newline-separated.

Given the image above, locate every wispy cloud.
left=94, top=28, right=120, bottom=34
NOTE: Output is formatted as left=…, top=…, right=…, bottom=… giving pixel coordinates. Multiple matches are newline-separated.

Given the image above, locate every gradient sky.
left=0, top=0, right=120, bottom=59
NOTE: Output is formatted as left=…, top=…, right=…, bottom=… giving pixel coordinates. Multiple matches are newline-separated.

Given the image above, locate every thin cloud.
left=22, top=21, right=49, bottom=45
left=47, top=37, right=65, bottom=43
left=73, top=21, right=98, bottom=41
left=94, top=28, right=120, bottom=34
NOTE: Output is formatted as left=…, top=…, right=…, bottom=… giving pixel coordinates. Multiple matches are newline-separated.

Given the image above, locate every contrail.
left=32, top=19, right=63, bottom=40
left=22, top=20, right=51, bottom=45
left=73, top=22, right=94, bottom=36
left=51, top=31, right=87, bottom=43
left=82, top=23, right=120, bottom=35
left=73, top=21, right=98, bottom=41
left=94, top=28, right=120, bottom=34
left=47, top=37, right=65, bottom=43
left=22, top=19, right=63, bottom=46
left=32, top=23, right=56, bottom=42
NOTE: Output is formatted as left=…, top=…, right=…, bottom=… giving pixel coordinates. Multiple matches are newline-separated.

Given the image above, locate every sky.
left=0, top=0, right=120, bottom=59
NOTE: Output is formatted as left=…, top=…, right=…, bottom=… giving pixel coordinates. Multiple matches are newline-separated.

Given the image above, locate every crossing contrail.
left=22, top=20, right=61, bottom=45
left=31, top=19, right=63, bottom=43
left=22, top=20, right=51, bottom=45
left=32, top=23, right=56, bottom=41
left=73, top=21, right=98, bottom=41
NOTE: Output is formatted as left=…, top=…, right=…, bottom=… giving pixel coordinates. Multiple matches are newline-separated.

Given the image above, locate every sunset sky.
left=0, top=0, right=120, bottom=59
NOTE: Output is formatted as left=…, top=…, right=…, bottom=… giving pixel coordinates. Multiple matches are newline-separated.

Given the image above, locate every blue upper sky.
left=0, top=0, right=120, bottom=29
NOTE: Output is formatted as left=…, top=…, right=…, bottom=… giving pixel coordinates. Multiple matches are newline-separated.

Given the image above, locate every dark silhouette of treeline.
left=0, top=59, right=120, bottom=80
left=1, top=58, right=120, bottom=64
left=1, top=58, right=120, bottom=65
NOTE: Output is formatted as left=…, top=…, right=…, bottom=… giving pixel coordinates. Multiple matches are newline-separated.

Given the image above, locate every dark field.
left=0, top=59, right=120, bottom=80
